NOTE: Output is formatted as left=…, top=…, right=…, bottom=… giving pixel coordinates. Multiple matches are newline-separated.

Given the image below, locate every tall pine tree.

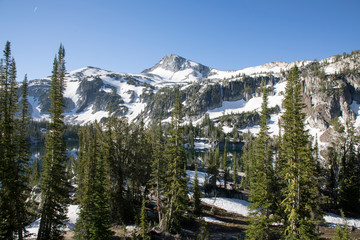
left=279, top=66, right=320, bottom=239
left=0, top=42, right=31, bottom=240
left=246, top=84, right=275, bottom=240
left=37, top=45, right=69, bottom=240
left=163, top=90, right=188, bottom=233
left=74, top=123, right=113, bottom=240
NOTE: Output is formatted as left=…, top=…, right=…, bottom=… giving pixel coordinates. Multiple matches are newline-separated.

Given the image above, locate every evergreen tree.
left=31, top=158, right=41, bottom=186
left=240, top=132, right=255, bottom=189
left=0, top=42, right=31, bottom=240
left=338, top=122, right=360, bottom=213
left=246, top=84, right=274, bottom=240
left=196, top=219, right=210, bottom=240
left=208, top=146, right=219, bottom=193
left=279, top=66, right=320, bottom=239
left=149, top=121, right=165, bottom=228
left=193, top=168, right=202, bottom=217
left=333, top=210, right=351, bottom=240
left=232, top=152, right=238, bottom=189
left=140, top=197, right=150, bottom=240
left=74, top=123, right=113, bottom=240
left=37, top=45, right=69, bottom=240
left=163, top=91, right=188, bottom=233
left=222, top=139, right=228, bottom=189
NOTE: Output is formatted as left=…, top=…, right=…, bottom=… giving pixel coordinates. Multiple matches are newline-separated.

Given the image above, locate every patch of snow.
left=25, top=205, right=79, bottom=239
left=201, top=197, right=250, bottom=217
left=194, top=141, right=212, bottom=149
left=324, top=213, right=360, bottom=229
left=187, top=170, right=207, bottom=186
left=350, top=100, right=360, bottom=128
left=203, top=216, right=224, bottom=223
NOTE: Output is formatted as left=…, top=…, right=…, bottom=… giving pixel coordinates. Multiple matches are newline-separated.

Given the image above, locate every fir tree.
left=193, top=168, right=202, bottom=217
left=246, top=84, right=274, bottom=240
left=0, top=42, right=31, bottom=240
left=37, top=45, right=69, bottom=240
left=163, top=90, right=188, bottom=233
left=338, top=122, right=360, bottom=213
left=232, top=152, right=238, bottom=189
left=333, top=210, right=351, bottom=240
left=31, top=158, right=41, bottom=186
left=140, top=198, right=150, bottom=240
left=279, top=66, right=320, bottom=239
left=74, top=123, right=113, bottom=240
left=222, top=139, right=228, bottom=189
left=149, top=121, right=165, bottom=228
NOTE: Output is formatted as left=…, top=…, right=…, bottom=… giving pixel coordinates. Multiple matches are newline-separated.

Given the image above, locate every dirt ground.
left=61, top=202, right=360, bottom=240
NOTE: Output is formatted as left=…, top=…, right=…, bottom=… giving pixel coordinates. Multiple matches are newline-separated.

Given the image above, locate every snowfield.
left=25, top=205, right=79, bottom=238
left=201, top=196, right=360, bottom=228
left=201, top=197, right=250, bottom=217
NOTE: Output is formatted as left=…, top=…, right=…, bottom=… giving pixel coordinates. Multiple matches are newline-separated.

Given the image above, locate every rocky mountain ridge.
left=25, top=51, right=360, bottom=146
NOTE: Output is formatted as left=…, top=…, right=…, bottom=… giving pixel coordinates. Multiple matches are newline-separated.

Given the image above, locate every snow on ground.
left=26, top=205, right=79, bottom=239
left=201, top=197, right=250, bottom=217
left=324, top=213, right=360, bottom=229
left=187, top=170, right=207, bottom=186
left=203, top=216, right=224, bottom=223
left=201, top=196, right=360, bottom=228
left=194, top=141, right=212, bottom=149
left=350, top=100, right=360, bottom=128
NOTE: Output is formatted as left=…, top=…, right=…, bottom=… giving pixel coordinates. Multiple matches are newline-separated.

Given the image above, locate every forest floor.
left=62, top=200, right=360, bottom=240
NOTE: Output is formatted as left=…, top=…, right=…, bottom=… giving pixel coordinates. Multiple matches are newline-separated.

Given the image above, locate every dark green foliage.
left=149, top=121, right=166, bottom=227
left=74, top=123, right=113, bottom=240
left=232, top=152, right=238, bottom=189
left=222, top=140, right=228, bottom=189
left=196, top=219, right=210, bottom=240
left=37, top=45, right=70, bottom=240
left=333, top=210, right=351, bottom=240
left=246, top=84, right=275, bottom=240
left=140, top=198, right=150, bottom=240
left=240, top=132, right=255, bottom=189
left=0, top=42, right=32, bottom=240
left=31, top=158, right=41, bottom=186
left=278, top=66, right=320, bottom=239
left=193, top=168, right=202, bottom=217
left=338, top=123, right=360, bottom=213
left=163, top=91, right=189, bottom=233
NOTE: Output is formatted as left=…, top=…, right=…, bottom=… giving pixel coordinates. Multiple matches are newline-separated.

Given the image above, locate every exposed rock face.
left=142, top=54, right=212, bottom=76
left=24, top=51, right=360, bottom=139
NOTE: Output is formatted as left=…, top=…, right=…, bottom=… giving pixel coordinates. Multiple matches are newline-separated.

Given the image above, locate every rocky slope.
left=25, top=51, right=360, bottom=146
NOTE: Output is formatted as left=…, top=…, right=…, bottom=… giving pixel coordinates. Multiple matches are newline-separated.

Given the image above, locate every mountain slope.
left=25, top=51, right=360, bottom=149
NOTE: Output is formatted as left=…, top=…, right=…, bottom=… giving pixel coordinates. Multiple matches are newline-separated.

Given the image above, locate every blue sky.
left=1, top=0, right=360, bottom=80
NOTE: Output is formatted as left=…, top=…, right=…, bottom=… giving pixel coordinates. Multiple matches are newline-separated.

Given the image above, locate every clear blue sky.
left=1, top=0, right=360, bottom=80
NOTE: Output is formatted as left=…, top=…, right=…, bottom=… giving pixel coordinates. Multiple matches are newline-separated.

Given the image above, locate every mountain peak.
left=141, top=54, right=212, bottom=81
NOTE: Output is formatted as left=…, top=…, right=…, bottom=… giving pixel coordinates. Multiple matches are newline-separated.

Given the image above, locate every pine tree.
left=232, top=152, right=238, bottom=189
left=74, top=123, right=113, bottom=240
left=279, top=66, right=320, bottom=239
left=0, top=42, right=31, bottom=240
left=222, top=139, right=228, bottom=189
left=240, top=132, right=255, bottom=189
left=193, top=168, right=202, bottom=217
left=163, top=90, right=188, bottom=233
left=208, top=146, right=219, bottom=193
left=37, top=45, right=69, bottom=240
left=31, top=158, right=41, bottom=186
left=338, top=121, right=360, bottom=213
left=140, top=198, right=150, bottom=240
left=333, top=210, right=351, bottom=240
left=246, top=84, right=274, bottom=240
left=149, top=121, right=166, bottom=228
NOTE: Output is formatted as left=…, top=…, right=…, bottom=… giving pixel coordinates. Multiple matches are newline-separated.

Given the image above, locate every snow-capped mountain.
left=142, top=54, right=213, bottom=82
left=25, top=51, right=360, bottom=147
